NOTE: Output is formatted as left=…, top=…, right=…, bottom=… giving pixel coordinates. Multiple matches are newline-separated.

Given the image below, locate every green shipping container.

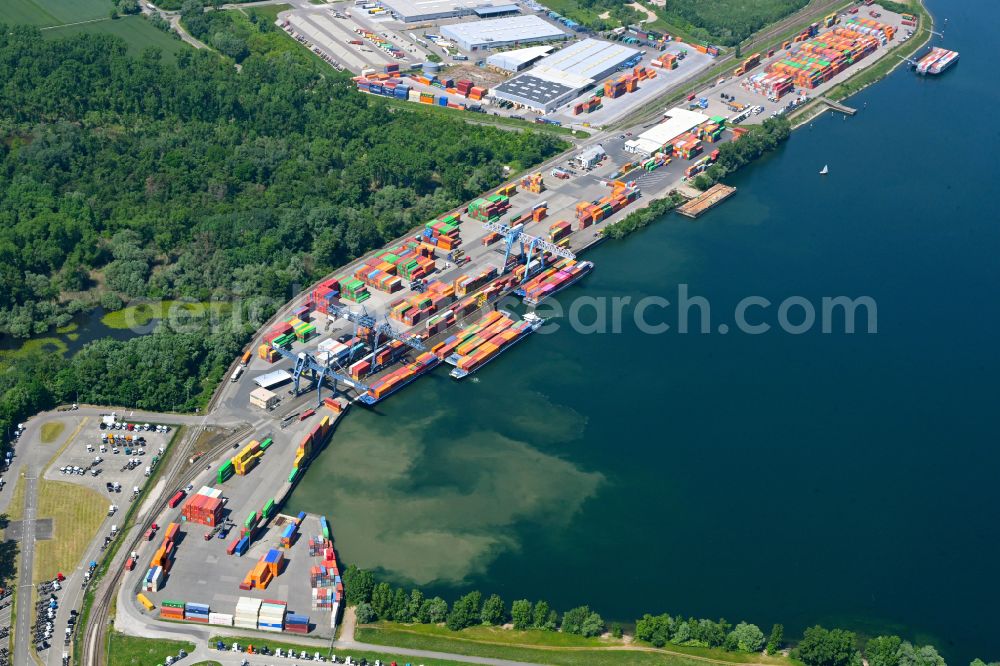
left=288, top=467, right=298, bottom=483
left=262, top=499, right=275, bottom=518
left=162, top=600, right=185, bottom=608
left=244, top=511, right=257, bottom=528
left=259, top=437, right=273, bottom=450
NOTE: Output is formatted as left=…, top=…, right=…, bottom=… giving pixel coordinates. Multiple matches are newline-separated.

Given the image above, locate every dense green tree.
left=580, top=610, right=605, bottom=637
left=370, top=582, right=393, bottom=619
left=897, top=642, right=946, bottom=666
left=418, top=597, right=449, bottom=624
left=561, top=606, right=594, bottom=635
left=511, top=600, right=533, bottom=630
left=343, top=566, right=374, bottom=606
left=533, top=600, right=557, bottom=631
left=795, top=626, right=859, bottom=666
left=354, top=603, right=376, bottom=624
left=405, top=589, right=424, bottom=622
left=390, top=587, right=409, bottom=622
left=866, top=636, right=902, bottom=666
left=446, top=591, right=482, bottom=631
left=766, top=623, right=785, bottom=655
left=636, top=613, right=673, bottom=647
left=730, top=622, right=765, bottom=653
left=480, top=594, right=505, bottom=626
left=610, top=622, right=623, bottom=639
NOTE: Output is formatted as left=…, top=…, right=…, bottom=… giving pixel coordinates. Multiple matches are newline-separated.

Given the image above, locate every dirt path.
left=628, top=2, right=658, bottom=23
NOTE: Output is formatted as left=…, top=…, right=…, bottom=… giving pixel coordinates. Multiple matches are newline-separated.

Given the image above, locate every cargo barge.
left=358, top=352, right=441, bottom=405
left=522, top=260, right=594, bottom=307
left=446, top=312, right=544, bottom=380
left=915, top=47, right=959, bottom=75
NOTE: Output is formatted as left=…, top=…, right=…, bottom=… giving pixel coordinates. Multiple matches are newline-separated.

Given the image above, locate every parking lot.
left=42, top=418, right=173, bottom=508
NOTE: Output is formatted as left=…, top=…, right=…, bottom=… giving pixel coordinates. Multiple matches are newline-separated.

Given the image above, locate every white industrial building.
left=624, top=107, right=710, bottom=155
left=486, top=45, right=555, bottom=72
left=379, top=0, right=518, bottom=23
left=440, top=15, right=568, bottom=51
left=491, top=38, right=640, bottom=113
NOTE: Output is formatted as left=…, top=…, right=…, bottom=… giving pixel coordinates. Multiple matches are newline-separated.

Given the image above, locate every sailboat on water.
left=820, top=164, right=829, bottom=175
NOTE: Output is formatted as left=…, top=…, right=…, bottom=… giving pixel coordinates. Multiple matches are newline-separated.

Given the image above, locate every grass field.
left=0, top=0, right=110, bottom=27
left=100, top=300, right=230, bottom=330
left=357, top=624, right=796, bottom=666
left=209, top=634, right=479, bottom=665
left=107, top=633, right=195, bottom=666
left=33, top=479, right=108, bottom=583
left=41, top=16, right=188, bottom=61
left=39, top=421, right=66, bottom=444
left=193, top=662, right=223, bottom=666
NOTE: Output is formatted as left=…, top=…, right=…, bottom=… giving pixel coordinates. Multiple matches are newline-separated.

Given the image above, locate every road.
left=1, top=416, right=88, bottom=666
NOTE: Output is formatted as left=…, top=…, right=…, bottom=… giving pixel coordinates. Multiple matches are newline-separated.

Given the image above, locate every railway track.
left=80, top=423, right=253, bottom=666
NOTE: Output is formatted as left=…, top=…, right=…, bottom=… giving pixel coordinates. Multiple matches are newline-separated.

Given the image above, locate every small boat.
left=819, top=164, right=829, bottom=175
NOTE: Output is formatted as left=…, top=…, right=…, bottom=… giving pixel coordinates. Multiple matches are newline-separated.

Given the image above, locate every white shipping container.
left=209, top=613, right=234, bottom=626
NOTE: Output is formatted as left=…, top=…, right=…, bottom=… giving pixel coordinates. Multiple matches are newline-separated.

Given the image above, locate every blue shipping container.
left=236, top=536, right=249, bottom=556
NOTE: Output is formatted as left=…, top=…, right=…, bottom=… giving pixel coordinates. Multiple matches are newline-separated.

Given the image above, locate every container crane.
left=272, top=346, right=369, bottom=406
left=325, top=303, right=426, bottom=373
left=482, top=220, right=575, bottom=282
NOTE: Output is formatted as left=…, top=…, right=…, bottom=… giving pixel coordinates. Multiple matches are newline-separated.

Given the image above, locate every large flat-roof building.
left=440, top=15, right=568, bottom=51
left=379, top=0, right=518, bottom=23
left=624, top=107, right=710, bottom=155
left=486, top=45, right=554, bottom=72
left=491, top=38, right=640, bottom=113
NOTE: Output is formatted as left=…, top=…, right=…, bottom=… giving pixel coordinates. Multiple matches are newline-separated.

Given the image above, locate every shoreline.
left=790, top=0, right=934, bottom=127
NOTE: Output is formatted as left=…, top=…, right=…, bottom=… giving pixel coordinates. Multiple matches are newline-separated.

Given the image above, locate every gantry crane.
left=272, top=346, right=370, bottom=406
left=482, top=220, right=576, bottom=282
left=325, top=303, right=426, bottom=373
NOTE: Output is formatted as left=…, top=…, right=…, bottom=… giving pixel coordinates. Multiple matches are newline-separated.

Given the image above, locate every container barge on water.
left=358, top=352, right=441, bottom=405
left=518, top=260, right=595, bottom=307
left=438, top=311, right=545, bottom=380
left=915, top=47, right=959, bottom=75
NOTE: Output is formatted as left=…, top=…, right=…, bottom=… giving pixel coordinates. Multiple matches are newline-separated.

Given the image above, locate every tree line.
left=339, top=566, right=997, bottom=666
left=693, top=117, right=792, bottom=190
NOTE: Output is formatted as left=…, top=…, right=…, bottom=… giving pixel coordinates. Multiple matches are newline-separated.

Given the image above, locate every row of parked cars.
left=100, top=421, right=169, bottom=432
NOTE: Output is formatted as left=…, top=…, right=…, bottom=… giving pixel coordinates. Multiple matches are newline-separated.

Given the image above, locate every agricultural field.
left=0, top=0, right=112, bottom=27
left=41, top=16, right=188, bottom=61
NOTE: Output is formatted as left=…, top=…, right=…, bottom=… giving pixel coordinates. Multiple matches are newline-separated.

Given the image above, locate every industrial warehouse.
left=624, top=107, right=712, bottom=155
left=492, top=38, right=640, bottom=112
left=485, top=45, right=554, bottom=72
left=378, top=0, right=518, bottom=23
left=439, top=15, right=568, bottom=51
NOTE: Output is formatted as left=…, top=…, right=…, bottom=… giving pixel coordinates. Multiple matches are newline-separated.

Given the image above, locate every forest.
left=659, top=0, right=809, bottom=46
left=0, top=24, right=566, bottom=340
left=0, top=22, right=566, bottom=439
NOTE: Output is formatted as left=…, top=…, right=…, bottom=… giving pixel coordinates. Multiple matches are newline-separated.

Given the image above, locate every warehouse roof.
left=492, top=74, right=574, bottom=105
left=486, top=45, right=554, bottom=71
left=625, top=107, right=709, bottom=154
left=473, top=3, right=518, bottom=15
left=440, top=15, right=567, bottom=47
left=249, top=386, right=277, bottom=402
left=381, top=0, right=511, bottom=19
left=531, top=38, right=639, bottom=81
left=253, top=369, right=292, bottom=389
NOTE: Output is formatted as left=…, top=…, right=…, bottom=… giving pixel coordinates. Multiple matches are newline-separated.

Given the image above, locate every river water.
left=289, top=1, right=999, bottom=659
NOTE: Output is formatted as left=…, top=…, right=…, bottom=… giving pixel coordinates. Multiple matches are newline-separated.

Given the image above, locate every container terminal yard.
left=0, top=3, right=950, bottom=665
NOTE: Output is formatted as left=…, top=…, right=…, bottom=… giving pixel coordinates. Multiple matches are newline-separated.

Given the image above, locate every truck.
left=143, top=524, right=158, bottom=541
left=230, top=366, right=244, bottom=383
left=240, top=350, right=252, bottom=366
